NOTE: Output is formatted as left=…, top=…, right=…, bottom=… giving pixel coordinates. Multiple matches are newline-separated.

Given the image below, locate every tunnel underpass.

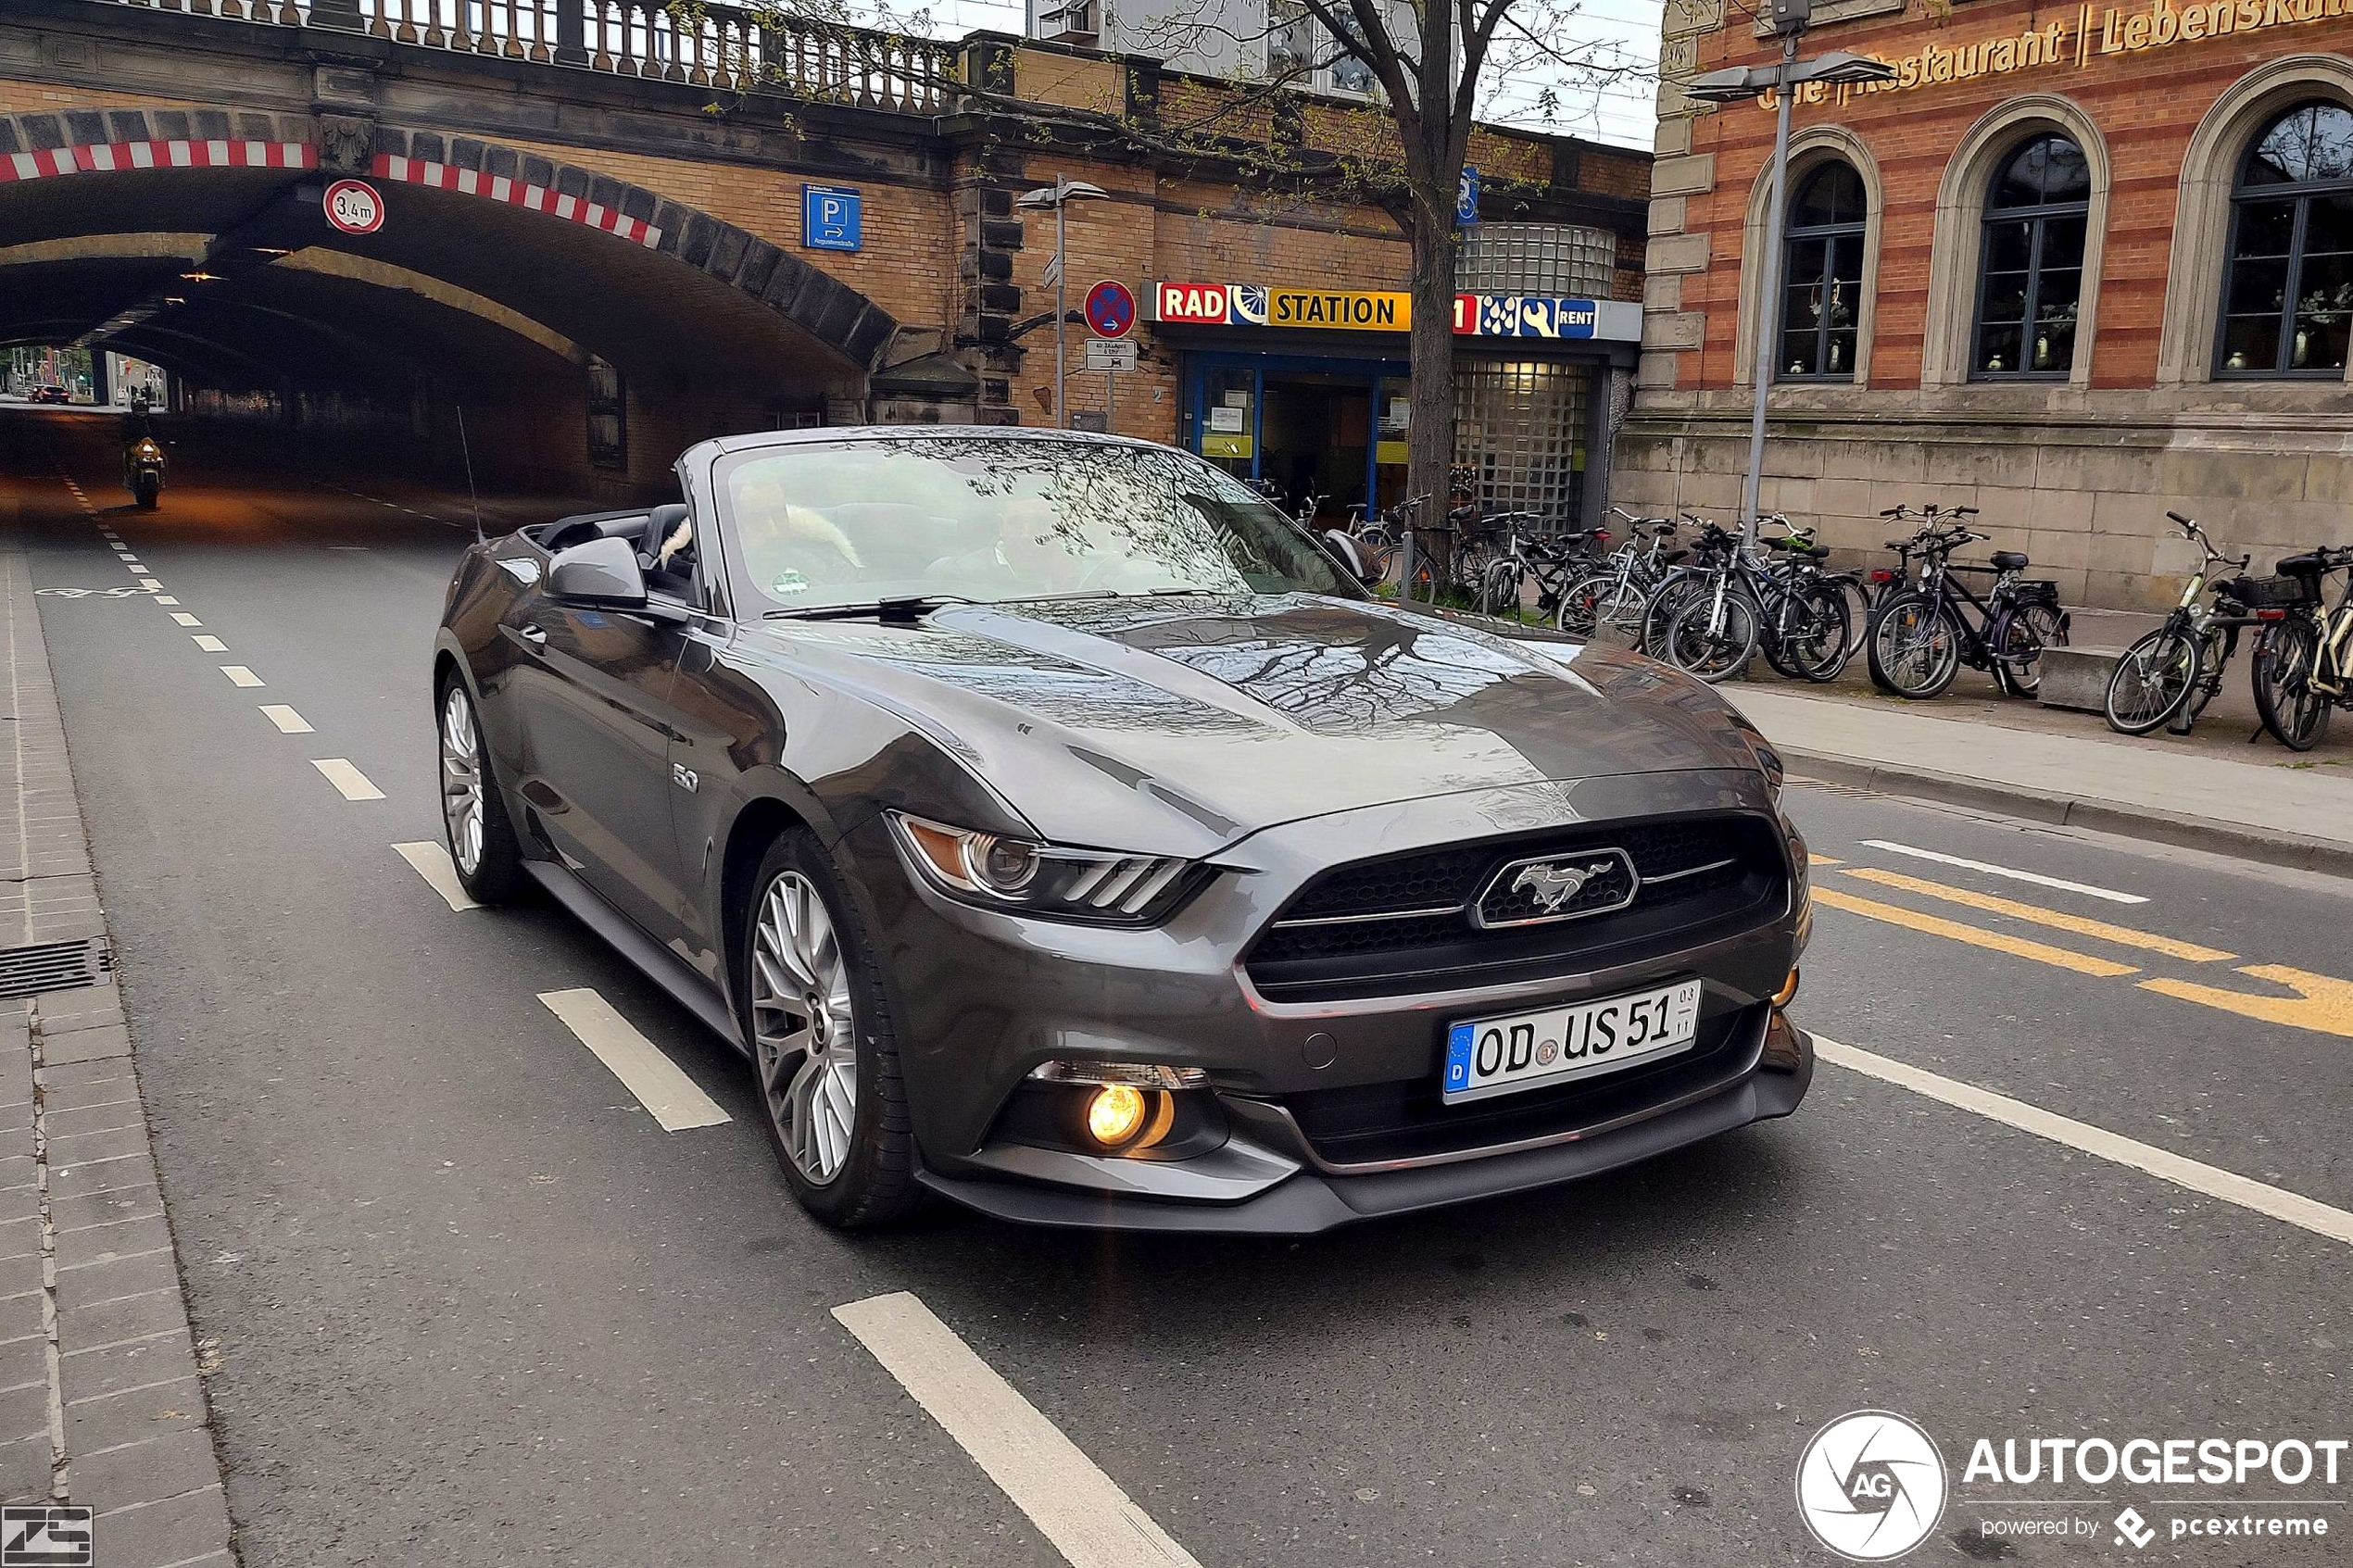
left=0, top=110, right=911, bottom=500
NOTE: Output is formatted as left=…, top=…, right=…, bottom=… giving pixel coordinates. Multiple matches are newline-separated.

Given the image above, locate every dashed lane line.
left=137, top=579, right=159, bottom=591
left=153, top=596, right=177, bottom=607
left=218, top=666, right=263, bottom=688
left=1809, top=886, right=2139, bottom=978
left=1817, top=1035, right=2353, bottom=1249
left=169, top=613, right=201, bottom=628
left=393, top=841, right=479, bottom=913
left=190, top=635, right=226, bottom=654
left=834, top=1291, right=1206, bottom=1568
left=1856, top=839, right=2148, bottom=905
left=1838, top=867, right=2235, bottom=963
left=257, top=705, right=311, bottom=734
left=310, top=759, right=384, bottom=802
left=535, top=988, right=731, bottom=1132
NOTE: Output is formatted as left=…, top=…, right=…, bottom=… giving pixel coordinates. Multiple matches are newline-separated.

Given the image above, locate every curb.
left=2, top=533, right=237, bottom=1567
left=1783, top=747, right=2353, bottom=882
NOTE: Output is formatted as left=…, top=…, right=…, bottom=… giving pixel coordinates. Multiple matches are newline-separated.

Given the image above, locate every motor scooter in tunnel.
left=125, top=436, right=167, bottom=509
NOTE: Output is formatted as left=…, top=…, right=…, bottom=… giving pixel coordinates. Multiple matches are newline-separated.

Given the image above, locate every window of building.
left=585, top=356, right=626, bottom=472
left=1453, top=360, right=1588, bottom=529
left=1780, top=162, right=1866, bottom=380
left=1265, top=0, right=1377, bottom=96
left=1971, top=133, right=2090, bottom=378
left=2217, top=100, right=2353, bottom=377
left=1457, top=223, right=1619, bottom=298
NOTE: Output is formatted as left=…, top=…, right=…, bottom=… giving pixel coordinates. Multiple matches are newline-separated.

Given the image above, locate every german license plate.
left=1442, top=978, right=1703, bottom=1104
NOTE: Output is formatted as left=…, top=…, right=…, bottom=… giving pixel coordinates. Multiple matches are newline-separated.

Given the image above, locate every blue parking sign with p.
left=803, top=184, right=862, bottom=253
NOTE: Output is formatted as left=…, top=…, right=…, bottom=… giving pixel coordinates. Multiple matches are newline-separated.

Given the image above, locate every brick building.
left=0, top=3, right=1651, bottom=522
left=1621, top=0, right=2353, bottom=609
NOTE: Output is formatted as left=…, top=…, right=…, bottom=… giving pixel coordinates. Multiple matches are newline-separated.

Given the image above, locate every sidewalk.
left=1725, top=682, right=2353, bottom=877
left=0, top=540, right=234, bottom=1562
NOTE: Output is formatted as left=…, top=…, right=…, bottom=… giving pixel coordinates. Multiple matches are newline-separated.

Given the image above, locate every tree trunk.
left=1405, top=202, right=1460, bottom=583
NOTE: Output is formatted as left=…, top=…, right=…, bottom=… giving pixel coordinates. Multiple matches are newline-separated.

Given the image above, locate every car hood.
left=749, top=594, right=1768, bottom=855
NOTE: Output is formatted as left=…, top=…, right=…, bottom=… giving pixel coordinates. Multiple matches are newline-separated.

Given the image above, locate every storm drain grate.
left=0, top=936, right=113, bottom=998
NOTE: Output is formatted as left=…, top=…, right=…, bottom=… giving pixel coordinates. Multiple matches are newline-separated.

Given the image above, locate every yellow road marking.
left=1810, top=887, right=2140, bottom=978
left=2140, top=965, right=2353, bottom=1039
left=1839, top=868, right=2235, bottom=963
left=1807, top=853, right=1843, bottom=866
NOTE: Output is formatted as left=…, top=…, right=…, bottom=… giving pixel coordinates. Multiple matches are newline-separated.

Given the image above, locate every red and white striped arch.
left=0, top=139, right=314, bottom=183
left=370, top=154, right=663, bottom=249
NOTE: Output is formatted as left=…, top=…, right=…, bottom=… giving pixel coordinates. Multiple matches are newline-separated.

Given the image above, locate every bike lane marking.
left=309, top=759, right=384, bottom=802
left=833, top=1290, right=1205, bottom=1568
left=257, top=705, right=311, bottom=734
left=393, top=842, right=478, bottom=913
left=1856, top=839, right=2147, bottom=904
left=535, top=987, right=730, bottom=1132
left=1817, top=1035, right=2353, bottom=1248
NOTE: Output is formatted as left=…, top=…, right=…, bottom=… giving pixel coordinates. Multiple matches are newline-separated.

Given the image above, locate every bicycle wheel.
left=1479, top=560, right=1520, bottom=618
left=1662, top=592, right=1758, bottom=684
left=2252, top=617, right=2333, bottom=751
left=1642, top=576, right=1705, bottom=659
left=1769, top=582, right=1852, bottom=684
left=1991, top=602, right=2068, bottom=698
left=1867, top=592, right=1962, bottom=699
left=2104, top=625, right=2200, bottom=735
left=1554, top=569, right=1641, bottom=638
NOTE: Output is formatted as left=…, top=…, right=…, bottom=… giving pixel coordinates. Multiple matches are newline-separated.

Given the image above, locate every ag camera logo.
left=1796, top=1410, right=1949, bottom=1561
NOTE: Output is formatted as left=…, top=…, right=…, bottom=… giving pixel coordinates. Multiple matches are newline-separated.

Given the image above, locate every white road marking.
left=1817, top=1035, right=2353, bottom=1248
left=1856, top=840, right=2147, bottom=905
left=219, top=666, right=263, bottom=688
left=310, top=759, right=384, bottom=801
left=834, top=1291, right=1205, bottom=1568
left=190, top=635, right=226, bottom=653
left=393, top=841, right=479, bottom=912
left=138, top=579, right=160, bottom=591
left=169, top=612, right=201, bottom=627
left=257, top=705, right=311, bottom=734
left=154, top=596, right=177, bottom=606
left=535, top=988, right=731, bottom=1132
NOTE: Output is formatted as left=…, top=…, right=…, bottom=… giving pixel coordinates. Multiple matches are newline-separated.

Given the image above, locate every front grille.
left=1277, top=1000, right=1763, bottom=1167
left=1244, top=814, right=1784, bottom=1002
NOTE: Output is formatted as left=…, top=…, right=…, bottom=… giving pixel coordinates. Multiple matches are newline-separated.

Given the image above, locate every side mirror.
left=547, top=535, right=649, bottom=608
left=1319, top=530, right=1381, bottom=586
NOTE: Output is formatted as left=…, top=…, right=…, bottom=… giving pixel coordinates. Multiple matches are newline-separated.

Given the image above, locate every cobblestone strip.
left=1, top=544, right=234, bottom=1566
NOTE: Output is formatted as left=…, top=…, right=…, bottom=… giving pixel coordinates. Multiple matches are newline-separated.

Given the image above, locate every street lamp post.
left=1684, top=1, right=1895, bottom=543
left=1015, top=177, right=1109, bottom=428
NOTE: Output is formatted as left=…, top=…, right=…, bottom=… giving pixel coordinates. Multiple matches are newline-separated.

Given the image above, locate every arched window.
left=2217, top=100, right=2353, bottom=376
left=1971, top=133, right=2091, bottom=378
left=1779, top=162, right=1866, bottom=380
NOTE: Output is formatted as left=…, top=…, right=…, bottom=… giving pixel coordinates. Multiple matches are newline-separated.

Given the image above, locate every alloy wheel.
left=439, top=684, right=487, bottom=877
left=751, top=872, right=859, bottom=1185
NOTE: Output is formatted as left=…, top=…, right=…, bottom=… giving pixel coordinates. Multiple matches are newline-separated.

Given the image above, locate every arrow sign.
left=1083, top=280, right=1137, bottom=340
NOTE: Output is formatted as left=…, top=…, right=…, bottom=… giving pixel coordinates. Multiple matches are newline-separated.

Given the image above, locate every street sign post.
left=1084, top=339, right=1137, bottom=371
left=322, top=178, right=384, bottom=236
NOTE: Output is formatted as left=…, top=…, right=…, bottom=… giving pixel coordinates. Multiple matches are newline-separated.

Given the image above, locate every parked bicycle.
left=1865, top=520, right=2069, bottom=699
left=2247, top=544, right=2353, bottom=750
left=1477, top=518, right=1602, bottom=620
left=1554, top=508, right=1680, bottom=636
left=2104, top=512, right=2253, bottom=735
left=1645, top=518, right=1853, bottom=684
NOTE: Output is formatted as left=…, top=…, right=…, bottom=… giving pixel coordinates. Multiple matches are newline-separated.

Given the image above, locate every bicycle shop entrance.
left=1183, top=351, right=1411, bottom=530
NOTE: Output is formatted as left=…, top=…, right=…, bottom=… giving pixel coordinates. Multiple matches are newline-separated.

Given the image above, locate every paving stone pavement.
left=0, top=542, right=233, bottom=1567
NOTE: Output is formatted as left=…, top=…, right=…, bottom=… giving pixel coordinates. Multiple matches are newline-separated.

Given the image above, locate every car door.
left=501, top=511, right=698, bottom=945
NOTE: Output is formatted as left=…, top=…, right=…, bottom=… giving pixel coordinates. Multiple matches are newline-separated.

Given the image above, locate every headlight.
left=886, top=811, right=1201, bottom=924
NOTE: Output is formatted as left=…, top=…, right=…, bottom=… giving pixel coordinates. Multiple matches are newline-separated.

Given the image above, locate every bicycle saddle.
left=1990, top=549, right=2030, bottom=571
left=2274, top=550, right=2328, bottom=576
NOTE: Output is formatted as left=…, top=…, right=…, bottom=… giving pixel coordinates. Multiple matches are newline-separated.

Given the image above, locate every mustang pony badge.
left=1511, top=859, right=1617, bottom=912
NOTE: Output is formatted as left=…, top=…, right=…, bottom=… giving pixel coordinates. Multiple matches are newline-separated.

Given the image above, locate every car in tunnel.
left=431, top=428, right=1814, bottom=1233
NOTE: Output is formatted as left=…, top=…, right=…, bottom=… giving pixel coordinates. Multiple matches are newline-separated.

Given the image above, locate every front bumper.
left=918, top=1016, right=1814, bottom=1235
left=842, top=771, right=1808, bottom=1233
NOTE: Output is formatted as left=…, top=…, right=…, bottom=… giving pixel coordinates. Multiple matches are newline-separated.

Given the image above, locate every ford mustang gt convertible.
left=432, top=428, right=1814, bottom=1233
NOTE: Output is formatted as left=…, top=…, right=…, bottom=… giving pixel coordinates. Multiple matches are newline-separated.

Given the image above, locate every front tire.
left=132, top=473, right=159, bottom=509
left=1868, top=592, right=1962, bottom=699
left=741, top=832, right=919, bottom=1230
left=437, top=677, right=528, bottom=904
left=2253, top=618, right=2332, bottom=751
left=2105, top=625, right=2200, bottom=735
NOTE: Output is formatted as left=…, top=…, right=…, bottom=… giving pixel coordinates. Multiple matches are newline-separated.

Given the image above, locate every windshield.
left=715, top=434, right=1359, bottom=613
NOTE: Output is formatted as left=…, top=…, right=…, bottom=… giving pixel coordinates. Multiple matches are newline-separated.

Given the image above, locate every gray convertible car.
left=433, top=428, right=1814, bottom=1233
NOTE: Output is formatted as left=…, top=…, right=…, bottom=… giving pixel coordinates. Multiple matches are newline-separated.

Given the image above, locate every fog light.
left=1772, top=967, right=1801, bottom=1008
left=1086, top=1085, right=1149, bottom=1146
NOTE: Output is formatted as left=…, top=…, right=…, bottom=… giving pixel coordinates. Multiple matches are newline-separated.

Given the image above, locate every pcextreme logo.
left=1794, top=1411, right=1950, bottom=1562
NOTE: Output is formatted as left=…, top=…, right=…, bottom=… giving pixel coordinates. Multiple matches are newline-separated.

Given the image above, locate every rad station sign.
left=322, top=178, right=384, bottom=236
left=1152, top=282, right=1642, bottom=343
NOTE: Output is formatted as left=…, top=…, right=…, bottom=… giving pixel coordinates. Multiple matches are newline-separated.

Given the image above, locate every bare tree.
left=706, top=0, right=1635, bottom=532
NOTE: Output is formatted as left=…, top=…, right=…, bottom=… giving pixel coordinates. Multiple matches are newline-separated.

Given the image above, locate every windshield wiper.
left=765, top=595, right=975, bottom=622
